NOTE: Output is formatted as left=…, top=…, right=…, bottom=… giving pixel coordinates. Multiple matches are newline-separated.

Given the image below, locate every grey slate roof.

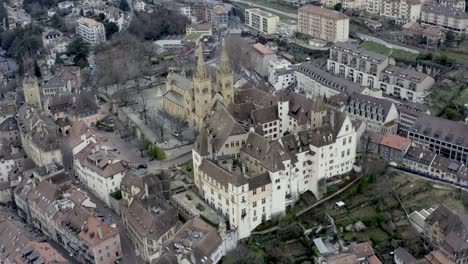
left=172, top=73, right=193, bottom=92
left=410, top=114, right=468, bottom=149
left=0, top=117, right=18, bottom=132
left=163, top=90, right=185, bottom=106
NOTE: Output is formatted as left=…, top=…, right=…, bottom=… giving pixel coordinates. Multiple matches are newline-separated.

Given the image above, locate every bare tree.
left=139, top=94, right=150, bottom=125
left=147, top=109, right=166, bottom=142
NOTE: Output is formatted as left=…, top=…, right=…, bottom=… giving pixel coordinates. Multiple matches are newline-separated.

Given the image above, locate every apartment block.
left=380, top=0, right=422, bottom=23
left=327, top=42, right=434, bottom=102
left=421, top=3, right=468, bottom=34
left=76, top=17, right=106, bottom=45
left=298, top=5, right=349, bottom=43
left=268, top=59, right=295, bottom=90
left=366, top=0, right=382, bottom=14
left=325, top=0, right=366, bottom=10
left=245, top=8, right=280, bottom=34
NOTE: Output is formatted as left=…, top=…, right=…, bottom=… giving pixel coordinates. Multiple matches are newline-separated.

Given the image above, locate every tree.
left=334, top=3, right=343, bottom=11
left=79, top=8, right=84, bottom=16
left=33, top=59, right=41, bottom=78
left=50, top=14, right=65, bottom=31
left=223, top=245, right=265, bottom=264
left=128, top=8, right=188, bottom=40
left=67, top=37, right=90, bottom=68
left=119, top=0, right=130, bottom=12
left=105, top=22, right=119, bottom=39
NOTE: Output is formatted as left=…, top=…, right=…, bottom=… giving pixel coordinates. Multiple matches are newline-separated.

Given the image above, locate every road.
left=231, top=0, right=298, bottom=18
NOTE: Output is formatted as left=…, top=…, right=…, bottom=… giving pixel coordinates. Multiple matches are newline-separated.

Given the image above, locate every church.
left=162, top=39, right=235, bottom=130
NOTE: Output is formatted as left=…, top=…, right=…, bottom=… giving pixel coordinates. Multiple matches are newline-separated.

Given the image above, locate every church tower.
left=23, top=74, right=42, bottom=109
left=193, top=43, right=213, bottom=129
left=216, top=38, right=234, bottom=107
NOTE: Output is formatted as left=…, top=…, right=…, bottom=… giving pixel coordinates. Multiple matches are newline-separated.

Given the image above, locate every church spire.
left=218, top=38, right=231, bottom=75
left=195, top=43, right=209, bottom=79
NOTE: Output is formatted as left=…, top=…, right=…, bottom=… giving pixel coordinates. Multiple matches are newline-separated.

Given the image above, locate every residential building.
left=327, top=42, right=434, bottom=102
left=58, top=0, right=74, bottom=9
left=268, top=59, right=295, bottom=90
left=186, top=23, right=213, bottom=38
left=421, top=3, right=468, bottom=34
left=159, top=217, right=238, bottom=263
left=327, top=93, right=399, bottom=134
left=0, top=117, right=19, bottom=143
left=0, top=100, right=17, bottom=124
left=279, top=0, right=309, bottom=7
left=366, top=0, right=382, bottom=14
left=121, top=176, right=178, bottom=264
left=0, top=209, right=66, bottom=264
left=251, top=43, right=278, bottom=77
left=0, top=147, right=20, bottom=204
left=245, top=8, right=280, bottom=34
left=192, top=2, right=211, bottom=23
left=440, top=0, right=466, bottom=9
left=295, top=63, right=368, bottom=99
left=380, top=0, right=422, bottom=23
left=180, top=5, right=194, bottom=22
left=408, top=114, right=468, bottom=165
left=424, top=205, right=468, bottom=264
left=403, top=146, right=437, bottom=175
left=297, top=5, right=349, bottom=43
left=76, top=17, right=106, bottom=45
left=134, top=0, right=146, bottom=11
left=17, top=105, right=62, bottom=166
left=396, top=101, right=430, bottom=136
left=277, top=20, right=297, bottom=37
left=379, top=134, right=411, bottom=163
left=73, top=138, right=129, bottom=206
left=325, top=0, right=366, bottom=10
left=46, top=92, right=101, bottom=127
left=163, top=41, right=234, bottom=130
left=212, top=5, right=228, bottom=28
left=41, top=66, right=81, bottom=98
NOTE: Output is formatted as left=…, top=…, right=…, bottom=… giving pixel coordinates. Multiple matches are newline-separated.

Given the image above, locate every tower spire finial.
left=218, top=38, right=231, bottom=75
left=196, top=43, right=208, bottom=79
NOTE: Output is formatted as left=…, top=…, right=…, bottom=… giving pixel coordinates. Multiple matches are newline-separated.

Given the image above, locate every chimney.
left=97, top=224, right=103, bottom=240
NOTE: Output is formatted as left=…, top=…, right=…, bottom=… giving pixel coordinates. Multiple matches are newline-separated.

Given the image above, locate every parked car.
left=138, top=164, right=148, bottom=169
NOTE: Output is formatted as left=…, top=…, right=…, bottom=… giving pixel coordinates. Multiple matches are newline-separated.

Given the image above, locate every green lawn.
left=437, top=50, right=468, bottom=63
left=359, top=41, right=419, bottom=62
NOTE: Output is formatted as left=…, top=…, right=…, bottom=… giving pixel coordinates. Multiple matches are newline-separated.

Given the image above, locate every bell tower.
left=216, top=38, right=234, bottom=107
left=193, top=43, right=213, bottom=129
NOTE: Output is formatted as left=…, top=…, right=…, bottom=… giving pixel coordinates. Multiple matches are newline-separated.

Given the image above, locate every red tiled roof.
left=380, top=134, right=411, bottom=151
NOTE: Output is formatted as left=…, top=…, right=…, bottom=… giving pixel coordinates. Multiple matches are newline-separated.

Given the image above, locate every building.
left=120, top=170, right=178, bottom=263
left=440, top=0, right=466, bottom=9
left=325, top=0, right=366, bottom=10
left=424, top=205, right=468, bottom=264
left=73, top=138, right=129, bottom=206
left=379, top=134, right=411, bottom=163
left=186, top=23, right=213, bottom=38
left=163, top=40, right=235, bottom=130
left=158, top=217, right=237, bottom=263
left=76, top=17, right=106, bottom=45
left=268, top=59, right=295, bottom=90
left=0, top=209, right=67, bottom=264
left=295, top=63, right=368, bottom=99
left=22, top=75, right=42, bottom=109
left=380, top=0, right=422, bottom=23
left=0, top=117, right=19, bottom=143
left=251, top=43, right=278, bottom=77
left=212, top=5, right=228, bottom=28
left=193, top=91, right=358, bottom=239
left=134, top=0, right=146, bottom=11
left=366, top=0, right=382, bottom=14
left=327, top=42, right=434, bottom=102
left=277, top=20, right=297, bottom=37
left=245, top=8, right=280, bottom=35
left=297, top=5, right=349, bottom=43
left=421, top=3, right=468, bottom=34
left=0, top=147, right=20, bottom=204
left=328, top=93, right=399, bottom=135
left=17, top=105, right=62, bottom=166
left=408, top=114, right=468, bottom=165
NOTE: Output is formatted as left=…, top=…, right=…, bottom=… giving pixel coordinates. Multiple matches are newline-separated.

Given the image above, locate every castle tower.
left=216, top=38, right=234, bottom=107
left=23, top=74, right=42, bottom=109
left=193, top=43, right=213, bottom=129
